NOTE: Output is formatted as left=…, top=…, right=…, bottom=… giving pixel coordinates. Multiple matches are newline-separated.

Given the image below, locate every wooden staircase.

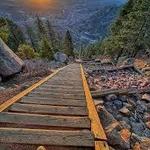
left=0, top=63, right=108, bottom=150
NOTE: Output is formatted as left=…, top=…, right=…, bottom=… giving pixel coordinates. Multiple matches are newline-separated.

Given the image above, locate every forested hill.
left=99, top=0, right=150, bottom=59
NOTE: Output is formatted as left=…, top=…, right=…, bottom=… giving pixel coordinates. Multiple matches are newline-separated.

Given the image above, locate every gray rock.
left=142, top=128, right=150, bottom=137
left=119, top=107, right=130, bottom=116
left=0, top=76, right=2, bottom=82
left=142, top=94, right=150, bottom=102
left=136, top=100, right=147, bottom=113
left=54, top=52, right=68, bottom=63
left=113, top=100, right=123, bottom=109
left=122, top=58, right=135, bottom=65
left=106, top=94, right=118, bottom=101
left=0, top=38, right=24, bottom=77
left=131, top=122, right=145, bottom=136
left=0, top=86, right=5, bottom=90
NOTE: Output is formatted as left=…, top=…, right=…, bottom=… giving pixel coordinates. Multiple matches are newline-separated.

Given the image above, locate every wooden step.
left=0, top=112, right=90, bottom=129
left=34, top=88, right=85, bottom=94
left=0, top=128, right=94, bottom=147
left=27, top=94, right=85, bottom=101
left=40, top=85, right=84, bottom=90
left=28, top=92, right=85, bottom=99
left=20, top=97, right=86, bottom=107
left=0, top=144, right=93, bottom=150
left=9, top=103, right=88, bottom=116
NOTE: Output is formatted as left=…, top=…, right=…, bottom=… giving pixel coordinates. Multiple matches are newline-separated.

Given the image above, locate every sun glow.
left=25, top=0, right=53, bottom=11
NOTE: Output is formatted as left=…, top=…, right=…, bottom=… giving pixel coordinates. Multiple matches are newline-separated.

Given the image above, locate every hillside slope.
left=100, top=0, right=150, bottom=59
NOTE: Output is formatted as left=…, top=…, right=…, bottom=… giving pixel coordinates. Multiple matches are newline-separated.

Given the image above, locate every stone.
left=54, top=52, right=68, bottom=63
left=123, top=102, right=133, bottom=110
left=142, top=94, right=150, bottom=102
left=120, top=121, right=131, bottom=129
left=122, top=58, right=135, bottom=65
left=97, top=107, right=116, bottom=127
left=0, top=76, right=2, bottom=82
left=106, top=94, right=118, bottom=101
left=0, top=86, right=5, bottom=90
left=0, top=38, right=24, bottom=77
left=146, top=122, right=150, bottom=129
left=119, top=107, right=130, bottom=116
left=143, top=113, right=150, bottom=122
left=94, top=99, right=104, bottom=106
left=131, top=122, right=145, bottom=136
left=132, top=137, right=150, bottom=150
left=142, top=67, right=150, bottom=72
left=75, top=59, right=83, bottom=63
left=37, top=146, right=46, bottom=150
left=142, top=128, right=150, bottom=137
left=106, top=126, right=130, bottom=150
left=113, top=100, right=123, bottom=109
left=136, top=101, right=147, bottom=113
left=120, top=128, right=131, bottom=143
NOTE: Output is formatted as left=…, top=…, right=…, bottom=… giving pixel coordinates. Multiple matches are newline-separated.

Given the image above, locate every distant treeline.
left=0, top=16, right=74, bottom=60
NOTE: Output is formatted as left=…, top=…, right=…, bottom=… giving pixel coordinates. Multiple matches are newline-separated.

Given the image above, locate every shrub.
left=17, top=44, right=37, bottom=59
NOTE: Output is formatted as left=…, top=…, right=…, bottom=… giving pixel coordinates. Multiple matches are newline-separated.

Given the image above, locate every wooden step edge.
left=0, top=66, right=67, bottom=112
left=0, top=128, right=94, bottom=147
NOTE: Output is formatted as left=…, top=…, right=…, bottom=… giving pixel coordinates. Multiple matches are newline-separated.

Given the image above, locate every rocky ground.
left=86, top=63, right=150, bottom=91
left=0, top=52, right=69, bottom=104
left=0, top=59, right=55, bottom=105
left=84, top=59, right=150, bottom=150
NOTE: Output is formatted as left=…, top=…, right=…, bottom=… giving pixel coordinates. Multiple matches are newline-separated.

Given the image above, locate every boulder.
left=54, top=52, right=68, bottom=63
left=0, top=38, right=24, bottom=77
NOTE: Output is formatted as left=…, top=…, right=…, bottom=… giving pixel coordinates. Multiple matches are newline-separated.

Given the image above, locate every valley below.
left=0, top=0, right=126, bottom=45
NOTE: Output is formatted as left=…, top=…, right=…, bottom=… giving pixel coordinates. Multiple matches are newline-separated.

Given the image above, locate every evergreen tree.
left=45, top=20, right=56, bottom=47
left=63, top=30, right=74, bottom=57
left=39, top=38, right=53, bottom=60
left=100, top=0, right=150, bottom=59
left=0, top=17, right=25, bottom=51
left=26, top=25, right=38, bottom=50
left=36, top=16, right=47, bottom=39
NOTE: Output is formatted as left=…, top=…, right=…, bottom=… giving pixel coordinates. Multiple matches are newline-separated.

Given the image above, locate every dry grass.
left=0, top=59, right=53, bottom=104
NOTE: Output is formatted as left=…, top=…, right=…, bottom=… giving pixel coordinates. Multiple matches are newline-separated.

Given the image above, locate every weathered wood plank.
left=0, top=128, right=94, bottom=147
left=9, top=103, right=88, bottom=116
left=0, top=144, right=93, bottom=150
left=28, top=92, right=85, bottom=99
left=40, top=85, right=83, bottom=90
left=20, top=97, right=86, bottom=107
left=0, top=112, right=90, bottom=129
left=34, top=88, right=84, bottom=94
left=92, top=88, right=150, bottom=98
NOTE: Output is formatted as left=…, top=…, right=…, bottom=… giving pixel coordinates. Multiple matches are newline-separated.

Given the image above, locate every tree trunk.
left=0, top=38, right=24, bottom=77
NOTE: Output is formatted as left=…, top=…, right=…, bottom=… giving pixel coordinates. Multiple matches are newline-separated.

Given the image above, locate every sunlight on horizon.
left=24, top=0, right=54, bottom=11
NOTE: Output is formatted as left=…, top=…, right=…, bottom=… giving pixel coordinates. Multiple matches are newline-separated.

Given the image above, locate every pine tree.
left=45, top=20, right=57, bottom=47
left=39, top=38, right=53, bottom=60
left=0, top=17, right=25, bottom=52
left=63, top=30, right=74, bottom=57
left=36, top=16, right=46, bottom=39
